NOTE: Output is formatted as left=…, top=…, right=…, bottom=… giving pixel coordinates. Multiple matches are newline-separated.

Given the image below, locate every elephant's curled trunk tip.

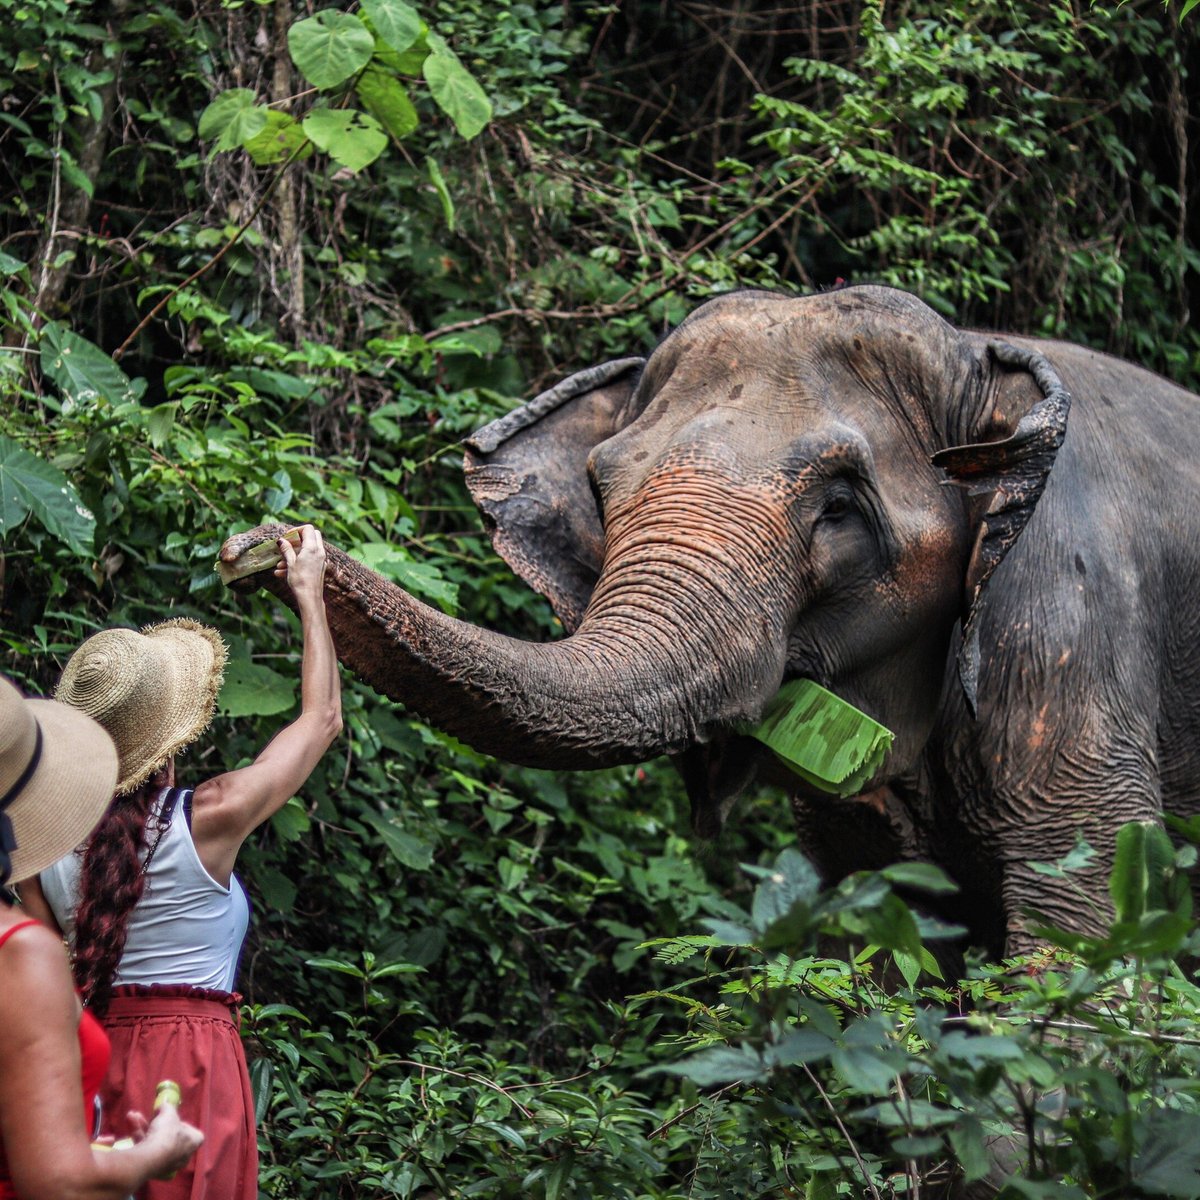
left=216, top=524, right=300, bottom=585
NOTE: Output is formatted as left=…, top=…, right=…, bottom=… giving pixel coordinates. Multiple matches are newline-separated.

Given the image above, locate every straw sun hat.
left=0, top=675, right=118, bottom=886
left=55, top=618, right=228, bottom=795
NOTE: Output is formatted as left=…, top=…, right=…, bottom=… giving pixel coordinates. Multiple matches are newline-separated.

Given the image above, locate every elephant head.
left=220, top=285, right=1069, bottom=833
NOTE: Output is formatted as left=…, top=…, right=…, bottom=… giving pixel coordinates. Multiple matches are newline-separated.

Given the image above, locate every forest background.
left=4, top=1, right=1200, bottom=1196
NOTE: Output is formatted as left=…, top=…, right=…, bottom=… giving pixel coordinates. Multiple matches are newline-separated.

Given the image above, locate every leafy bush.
left=648, top=823, right=1200, bottom=1198
left=237, top=819, right=1200, bottom=1198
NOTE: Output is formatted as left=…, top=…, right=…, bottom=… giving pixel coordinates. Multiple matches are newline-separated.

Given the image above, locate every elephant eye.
left=820, top=492, right=853, bottom=521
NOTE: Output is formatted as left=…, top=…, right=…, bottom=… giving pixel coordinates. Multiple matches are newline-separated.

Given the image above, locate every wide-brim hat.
left=55, top=618, right=228, bottom=794
left=0, top=675, right=118, bottom=884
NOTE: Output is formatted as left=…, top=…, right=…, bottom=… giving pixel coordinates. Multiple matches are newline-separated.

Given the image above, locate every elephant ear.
left=931, top=339, right=1072, bottom=714
left=463, top=358, right=646, bottom=632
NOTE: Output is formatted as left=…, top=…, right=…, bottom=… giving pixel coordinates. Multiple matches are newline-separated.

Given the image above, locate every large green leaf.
left=361, top=811, right=434, bottom=870
left=301, top=108, right=387, bottom=173
left=356, top=67, right=418, bottom=140
left=765, top=1028, right=835, bottom=1068
left=59, top=149, right=95, bottom=198
left=253, top=867, right=297, bottom=913
left=271, top=797, right=311, bottom=842
left=1110, top=820, right=1178, bottom=922
left=197, top=89, right=268, bottom=152
left=656, top=1043, right=768, bottom=1086
left=359, top=0, right=422, bottom=54
left=0, top=435, right=95, bottom=554
left=880, top=861, right=958, bottom=895
left=1133, top=1109, right=1200, bottom=1198
left=832, top=1014, right=906, bottom=1094
left=748, top=847, right=821, bottom=936
left=248, top=1056, right=274, bottom=1124
left=242, top=111, right=314, bottom=165
left=1104, top=911, right=1193, bottom=960
left=423, top=52, right=491, bottom=140
left=218, top=657, right=296, bottom=718
left=375, top=35, right=429, bottom=76
left=40, top=322, right=143, bottom=409
left=947, top=1114, right=991, bottom=1184
left=855, top=892, right=925, bottom=958
left=738, top=678, right=893, bottom=796
left=288, top=11, right=374, bottom=91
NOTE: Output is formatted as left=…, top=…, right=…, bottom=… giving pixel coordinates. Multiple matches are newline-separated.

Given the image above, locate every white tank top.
left=39, top=787, right=250, bottom=992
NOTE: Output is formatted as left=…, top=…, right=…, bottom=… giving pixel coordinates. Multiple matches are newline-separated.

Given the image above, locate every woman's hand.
left=274, top=524, right=326, bottom=606
left=135, top=1101, right=204, bottom=1179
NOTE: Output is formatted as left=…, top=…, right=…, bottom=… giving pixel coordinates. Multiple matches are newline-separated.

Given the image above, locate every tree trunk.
left=29, top=0, right=131, bottom=331
left=271, top=0, right=305, bottom=341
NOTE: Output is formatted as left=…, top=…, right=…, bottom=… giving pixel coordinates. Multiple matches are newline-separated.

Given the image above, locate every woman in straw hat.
left=0, top=673, right=203, bottom=1199
left=21, top=525, right=341, bottom=1200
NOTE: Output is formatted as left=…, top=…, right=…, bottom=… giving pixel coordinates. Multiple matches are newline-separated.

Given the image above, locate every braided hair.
left=72, top=766, right=171, bottom=1015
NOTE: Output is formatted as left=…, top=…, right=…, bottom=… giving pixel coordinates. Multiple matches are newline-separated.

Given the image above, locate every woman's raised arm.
left=189, top=525, right=342, bottom=886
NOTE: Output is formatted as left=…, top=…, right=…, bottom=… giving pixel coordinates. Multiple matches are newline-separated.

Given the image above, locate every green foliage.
left=199, top=0, right=493, bottom=177
left=0, top=435, right=95, bottom=555
left=742, top=0, right=1199, bottom=376
left=740, top=679, right=895, bottom=796
left=288, top=11, right=376, bottom=91
left=651, top=826, right=1200, bottom=1197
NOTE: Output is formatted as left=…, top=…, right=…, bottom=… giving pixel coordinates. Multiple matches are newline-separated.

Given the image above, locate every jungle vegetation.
left=4, top=1, right=1200, bottom=1196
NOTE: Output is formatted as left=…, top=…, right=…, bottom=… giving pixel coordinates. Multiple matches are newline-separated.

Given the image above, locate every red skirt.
left=99, top=984, right=258, bottom=1200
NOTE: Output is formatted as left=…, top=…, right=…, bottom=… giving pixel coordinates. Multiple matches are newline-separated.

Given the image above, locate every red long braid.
left=72, top=766, right=171, bottom=1016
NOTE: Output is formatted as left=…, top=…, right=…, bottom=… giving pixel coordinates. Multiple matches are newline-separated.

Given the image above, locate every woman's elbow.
left=320, top=706, right=343, bottom=747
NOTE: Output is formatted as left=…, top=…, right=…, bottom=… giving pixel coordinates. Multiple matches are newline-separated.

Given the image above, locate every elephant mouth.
left=677, top=667, right=879, bottom=836
left=674, top=733, right=787, bottom=837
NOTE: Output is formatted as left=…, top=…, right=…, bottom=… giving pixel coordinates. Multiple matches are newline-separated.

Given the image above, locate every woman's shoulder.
left=0, top=926, right=81, bottom=1064
left=0, top=920, right=73, bottom=998
left=0, top=916, right=59, bottom=949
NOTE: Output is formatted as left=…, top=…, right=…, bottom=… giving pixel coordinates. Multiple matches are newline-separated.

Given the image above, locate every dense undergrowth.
left=3, top=1, right=1200, bottom=1195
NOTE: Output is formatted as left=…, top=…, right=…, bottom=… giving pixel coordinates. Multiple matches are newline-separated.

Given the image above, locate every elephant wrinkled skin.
left=221, top=285, right=1200, bottom=957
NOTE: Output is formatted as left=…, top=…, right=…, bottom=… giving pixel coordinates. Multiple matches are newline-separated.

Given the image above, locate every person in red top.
left=0, top=673, right=201, bottom=1199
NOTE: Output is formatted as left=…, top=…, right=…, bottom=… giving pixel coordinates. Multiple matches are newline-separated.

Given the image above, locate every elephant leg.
left=966, top=713, right=1163, bottom=957
left=948, top=540, right=1175, bottom=956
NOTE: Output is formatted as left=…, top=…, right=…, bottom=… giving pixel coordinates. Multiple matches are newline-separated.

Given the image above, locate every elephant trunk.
left=221, top=518, right=790, bottom=771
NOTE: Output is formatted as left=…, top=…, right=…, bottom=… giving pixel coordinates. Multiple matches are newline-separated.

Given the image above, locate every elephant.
left=221, top=284, right=1200, bottom=959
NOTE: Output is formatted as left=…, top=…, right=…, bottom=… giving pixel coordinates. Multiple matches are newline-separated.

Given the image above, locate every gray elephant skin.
left=221, top=285, right=1200, bottom=958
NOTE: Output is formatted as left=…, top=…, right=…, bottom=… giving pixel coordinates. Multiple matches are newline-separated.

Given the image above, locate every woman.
left=21, top=526, right=341, bottom=1200
left=0, top=672, right=203, bottom=1199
